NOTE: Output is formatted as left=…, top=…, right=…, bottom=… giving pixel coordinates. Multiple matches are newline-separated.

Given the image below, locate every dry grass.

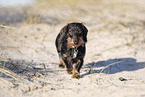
left=29, top=0, right=103, bottom=23
left=24, top=11, right=41, bottom=24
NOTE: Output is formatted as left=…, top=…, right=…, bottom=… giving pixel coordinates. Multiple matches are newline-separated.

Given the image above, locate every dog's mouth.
left=67, top=37, right=83, bottom=48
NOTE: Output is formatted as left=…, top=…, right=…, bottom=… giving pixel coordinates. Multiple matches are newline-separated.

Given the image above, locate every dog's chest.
left=62, top=46, right=79, bottom=59
left=67, top=47, right=78, bottom=59
left=72, top=48, right=78, bottom=58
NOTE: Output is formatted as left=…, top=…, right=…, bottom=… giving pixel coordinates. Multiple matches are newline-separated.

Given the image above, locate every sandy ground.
left=0, top=0, right=145, bottom=97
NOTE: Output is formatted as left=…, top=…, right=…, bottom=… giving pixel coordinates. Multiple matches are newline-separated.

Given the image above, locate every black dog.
left=55, top=22, right=88, bottom=79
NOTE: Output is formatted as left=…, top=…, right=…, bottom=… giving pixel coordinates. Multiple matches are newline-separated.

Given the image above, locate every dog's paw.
left=72, top=73, right=81, bottom=79
left=67, top=70, right=73, bottom=74
left=59, top=64, right=65, bottom=68
left=67, top=67, right=73, bottom=74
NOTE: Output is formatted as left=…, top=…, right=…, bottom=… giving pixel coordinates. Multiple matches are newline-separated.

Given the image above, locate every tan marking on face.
left=67, top=37, right=81, bottom=48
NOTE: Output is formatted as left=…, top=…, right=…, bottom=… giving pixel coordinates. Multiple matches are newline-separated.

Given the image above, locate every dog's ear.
left=59, top=24, right=69, bottom=40
left=60, top=24, right=68, bottom=35
left=81, top=23, right=88, bottom=42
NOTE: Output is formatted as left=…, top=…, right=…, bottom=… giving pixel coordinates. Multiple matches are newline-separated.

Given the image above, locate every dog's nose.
left=74, top=41, right=78, bottom=45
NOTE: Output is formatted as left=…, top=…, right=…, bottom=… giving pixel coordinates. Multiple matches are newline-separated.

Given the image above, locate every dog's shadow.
left=82, top=58, right=145, bottom=77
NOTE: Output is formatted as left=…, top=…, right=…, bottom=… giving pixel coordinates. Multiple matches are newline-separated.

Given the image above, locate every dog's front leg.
left=61, top=56, right=73, bottom=74
left=72, top=58, right=83, bottom=79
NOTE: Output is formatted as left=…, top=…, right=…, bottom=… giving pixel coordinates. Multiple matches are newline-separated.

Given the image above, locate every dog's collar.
left=69, top=44, right=84, bottom=48
left=68, top=45, right=77, bottom=48
left=72, top=46, right=75, bottom=48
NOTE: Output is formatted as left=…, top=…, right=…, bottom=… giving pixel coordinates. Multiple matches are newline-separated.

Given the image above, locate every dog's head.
left=60, top=22, right=88, bottom=48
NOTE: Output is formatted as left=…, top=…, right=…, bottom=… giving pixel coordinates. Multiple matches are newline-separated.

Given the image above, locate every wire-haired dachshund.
left=55, top=22, right=88, bottom=79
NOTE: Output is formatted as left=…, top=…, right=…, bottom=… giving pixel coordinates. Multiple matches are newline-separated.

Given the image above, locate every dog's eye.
left=69, top=33, right=72, bottom=37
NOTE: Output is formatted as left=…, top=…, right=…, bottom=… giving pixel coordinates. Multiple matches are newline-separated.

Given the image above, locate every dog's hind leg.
left=59, top=57, right=65, bottom=68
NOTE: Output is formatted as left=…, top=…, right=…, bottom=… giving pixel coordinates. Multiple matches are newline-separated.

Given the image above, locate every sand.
left=0, top=0, right=145, bottom=97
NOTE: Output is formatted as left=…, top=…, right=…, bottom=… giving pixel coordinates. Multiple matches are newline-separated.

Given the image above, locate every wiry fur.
left=55, top=22, right=88, bottom=79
